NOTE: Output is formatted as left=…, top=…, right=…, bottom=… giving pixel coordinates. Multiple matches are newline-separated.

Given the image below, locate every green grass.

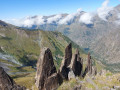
left=13, top=72, right=38, bottom=90
left=0, top=26, right=86, bottom=67
left=58, top=78, right=78, bottom=90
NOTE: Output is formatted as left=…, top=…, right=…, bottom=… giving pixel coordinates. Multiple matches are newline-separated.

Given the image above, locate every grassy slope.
left=58, top=73, right=120, bottom=90
left=0, top=22, right=105, bottom=89
left=0, top=23, right=86, bottom=71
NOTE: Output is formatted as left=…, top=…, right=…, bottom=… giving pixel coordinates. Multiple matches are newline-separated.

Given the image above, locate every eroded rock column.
left=35, top=48, right=57, bottom=90
left=60, top=43, right=72, bottom=80
left=69, top=49, right=83, bottom=77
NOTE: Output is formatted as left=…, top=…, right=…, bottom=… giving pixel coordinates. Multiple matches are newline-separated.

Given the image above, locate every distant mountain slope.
left=8, top=4, right=120, bottom=68
left=91, top=28, right=120, bottom=72
left=0, top=20, right=85, bottom=73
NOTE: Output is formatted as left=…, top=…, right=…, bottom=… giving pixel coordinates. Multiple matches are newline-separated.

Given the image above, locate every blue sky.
left=0, top=0, right=120, bottom=20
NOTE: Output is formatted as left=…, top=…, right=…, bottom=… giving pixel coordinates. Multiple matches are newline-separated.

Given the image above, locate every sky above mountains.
left=3, top=0, right=120, bottom=27
left=0, top=0, right=120, bottom=20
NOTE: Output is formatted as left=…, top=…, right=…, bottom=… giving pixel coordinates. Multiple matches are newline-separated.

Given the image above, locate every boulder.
left=117, top=77, right=120, bottom=82
left=68, top=69, right=75, bottom=80
left=0, top=67, right=26, bottom=90
left=73, top=85, right=82, bottom=90
left=44, top=72, right=63, bottom=90
left=60, top=43, right=72, bottom=80
left=35, top=47, right=57, bottom=90
left=113, top=86, right=120, bottom=90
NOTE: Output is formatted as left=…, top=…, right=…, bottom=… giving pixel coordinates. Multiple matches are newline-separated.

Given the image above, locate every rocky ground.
left=0, top=43, right=120, bottom=90
left=58, top=72, right=120, bottom=90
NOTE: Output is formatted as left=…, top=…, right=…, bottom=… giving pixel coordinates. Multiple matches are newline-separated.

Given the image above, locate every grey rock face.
left=82, top=66, right=88, bottom=78
left=60, top=43, right=72, bottom=80
left=68, top=69, right=75, bottom=80
left=64, top=43, right=72, bottom=67
left=92, top=66, right=97, bottom=76
left=0, top=67, right=26, bottom=90
left=70, top=49, right=82, bottom=76
left=82, top=53, right=93, bottom=78
left=35, top=47, right=57, bottom=90
left=0, top=67, right=15, bottom=89
left=60, top=44, right=83, bottom=80
left=87, top=53, right=92, bottom=74
left=44, top=72, right=63, bottom=90
left=73, top=85, right=82, bottom=90
left=35, top=47, right=63, bottom=90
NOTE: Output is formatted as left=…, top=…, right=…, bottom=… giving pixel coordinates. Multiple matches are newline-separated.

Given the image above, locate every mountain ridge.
left=0, top=20, right=86, bottom=74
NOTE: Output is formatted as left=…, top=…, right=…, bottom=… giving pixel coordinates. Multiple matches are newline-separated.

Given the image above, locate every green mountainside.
left=0, top=20, right=85, bottom=74
left=0, top=20, right=110, bottom=90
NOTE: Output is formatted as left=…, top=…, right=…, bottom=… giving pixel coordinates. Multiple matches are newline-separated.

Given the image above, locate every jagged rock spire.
left=82, top=52, right=93, bottom=77
left=87, top=52, right=92, bottom=74
left=64, top=43, right=72, bottom=67
left=69, top=49, right=82, bottom=76
left=60, top=43, right=72, bottom=80
left=35, top=47, right=57, bottom=90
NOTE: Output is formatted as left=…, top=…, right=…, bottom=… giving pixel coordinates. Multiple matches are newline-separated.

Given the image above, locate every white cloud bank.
left=58, top=8, right=82, bottom=24
left=79, top=0, right=113, bottom=24
left=115, top=13, right=120, bottom=25
left=7, top=15, right=45, bottom=27
left=5, top=0, right=117, bottom=27
left=97, top=0, right=113, bottom=21
left=47, top=14, right=62, bottom=24
left=79, top=13, right=94, bottom=24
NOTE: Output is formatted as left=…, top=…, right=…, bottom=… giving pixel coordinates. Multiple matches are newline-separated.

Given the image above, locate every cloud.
left=58, top=8, right=82, bottom=24
left=97, top=0, right=113, bottom=21
left=47, top=14, right=62, bottom=24
left=79, top=13, right=94, bottom=24
left=5, top=0, right=115, bottom=27
left=118, top=13, right=120, bottom=18
left=6, top=15, right=45, bottom=27
left=115, top=13, right=120, bottom=25
left=34, top=16, right=45, bottom=25
left=79, top=0, right=114, bottom=24
left=21, top=16, right=35, bottom=27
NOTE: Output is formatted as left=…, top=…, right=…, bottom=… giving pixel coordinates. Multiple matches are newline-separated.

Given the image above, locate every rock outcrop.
left=68, top=69, right=75, bottom=80
left=87, top=53, right=92, bottom=74
left=60, top=43, right=72, bottom=80
left=44, top=71, right=63, bottom=90
left=35, top=47, right=63, bottom=90
left=64, top=43, right=72, bottom=66
left=35, top=44, right=97, bottom=89
left=82, top=53, right=97, bottom=78
left=60, top=44, right=83, bottom=80
left=0, top=67, right=26, bottom=90
left=92, top=66, right=97, bottom=76
left=69, top=49, right=82, bottom=76
left=73, top=85, right=82, bottom=90
left=82, top=66, right=88, bottom=78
